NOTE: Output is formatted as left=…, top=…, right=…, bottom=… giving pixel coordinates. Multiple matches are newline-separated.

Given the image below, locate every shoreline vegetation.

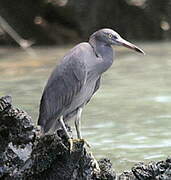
left=0, top=0, right=171, bottom=46
left=0, top=95, right=171, bottom=180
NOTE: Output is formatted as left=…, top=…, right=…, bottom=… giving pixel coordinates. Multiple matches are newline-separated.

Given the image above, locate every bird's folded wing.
left=38, top=53, right=87, bottom=132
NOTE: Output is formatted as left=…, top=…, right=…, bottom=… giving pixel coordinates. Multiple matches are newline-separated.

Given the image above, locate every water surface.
left=0, top=43, right=171, bottom=173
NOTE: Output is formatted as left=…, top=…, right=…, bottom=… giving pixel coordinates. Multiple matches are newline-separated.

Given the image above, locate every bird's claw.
left=68, top=138, right=91, bottom=152
left=90, top=152, right=101, bottom=173
left=73, top=138, right=91, bottom=148
left=82, top=139, right=91, bottom=148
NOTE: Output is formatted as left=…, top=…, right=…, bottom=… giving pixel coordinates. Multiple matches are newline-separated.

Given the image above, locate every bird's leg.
left=59, top=116, right=73, bottom=151
left=75, top=107, right=82, bottom=139
left=74, top=108, right=91, bottom=148
left=59, top=115, right=70, bottom=138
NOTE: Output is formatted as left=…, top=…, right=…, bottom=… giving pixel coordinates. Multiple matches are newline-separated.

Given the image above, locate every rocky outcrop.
left=0, top=95, right=171, bottom=180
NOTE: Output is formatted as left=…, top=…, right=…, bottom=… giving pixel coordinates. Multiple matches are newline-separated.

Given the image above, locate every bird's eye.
left=108, top=34, right=112, bottom=38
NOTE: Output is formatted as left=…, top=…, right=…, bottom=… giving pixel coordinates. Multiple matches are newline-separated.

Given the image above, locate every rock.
left=0, top=96, right=116, bottom=180
left=1, top=95, right=171, bottom=180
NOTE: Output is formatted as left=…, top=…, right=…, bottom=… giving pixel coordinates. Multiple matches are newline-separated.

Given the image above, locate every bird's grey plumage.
left=38, top=28, right=145, bottom=134
left=38, top=41, right=107, bottom=133
left=38, top=44, right=87, bottom=132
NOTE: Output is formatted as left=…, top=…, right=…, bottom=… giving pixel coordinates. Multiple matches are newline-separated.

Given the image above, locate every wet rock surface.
left=0, top=95, right=171, bottom=180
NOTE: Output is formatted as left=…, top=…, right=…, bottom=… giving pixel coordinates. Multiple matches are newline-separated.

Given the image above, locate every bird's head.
left=89, top=28, right=145, bottom=54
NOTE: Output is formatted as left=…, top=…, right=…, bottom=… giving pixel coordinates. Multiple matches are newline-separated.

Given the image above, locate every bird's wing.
left=38, top=47, right=87, bottom=132
left=86, top=77, right=101, bottom=105
left=93, top=77, right=101, bottom=94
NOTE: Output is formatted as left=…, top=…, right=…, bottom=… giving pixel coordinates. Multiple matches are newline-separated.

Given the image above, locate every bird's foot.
left=90, top=152, right=101, bottom=173
left=73, top=138, right=91, bottom=148
left=68, top=138, right=91, bottom=152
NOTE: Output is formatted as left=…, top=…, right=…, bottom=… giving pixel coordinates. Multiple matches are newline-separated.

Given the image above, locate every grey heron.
left=38, top=28, right=145, bottom=148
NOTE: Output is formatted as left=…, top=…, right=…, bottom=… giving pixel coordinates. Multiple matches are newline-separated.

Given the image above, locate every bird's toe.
left=67, top=138, right=91, bottom=152
left=73, top=138, right=91, bottom=148
left=90, top=152, right=101, bottom=173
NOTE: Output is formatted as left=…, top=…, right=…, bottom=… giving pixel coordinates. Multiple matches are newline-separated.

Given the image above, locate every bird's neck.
left=89, top=37, right=114, bottom=73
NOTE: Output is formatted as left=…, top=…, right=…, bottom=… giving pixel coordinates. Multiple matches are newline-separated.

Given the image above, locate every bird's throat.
left=89, top=38, right=114, bottom=73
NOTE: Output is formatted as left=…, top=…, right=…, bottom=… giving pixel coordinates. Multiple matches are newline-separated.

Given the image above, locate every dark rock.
left=118, top=171, right=136, bottom=180
left=118, top=158, right=171, bottom=180
left=96, top=158, right=116, bottom=180
left=0, top=96, right=35, bottom=179
left=0, top=95, right=116, bottom=180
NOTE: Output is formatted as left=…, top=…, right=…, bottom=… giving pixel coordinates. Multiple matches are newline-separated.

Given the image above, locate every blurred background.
left=0, top=0, right=171, bottom=173
left=0, top=0, right=171, bottom=45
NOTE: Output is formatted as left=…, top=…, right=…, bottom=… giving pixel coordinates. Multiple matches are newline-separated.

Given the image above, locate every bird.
left=38, top=28, right=145, bottom=148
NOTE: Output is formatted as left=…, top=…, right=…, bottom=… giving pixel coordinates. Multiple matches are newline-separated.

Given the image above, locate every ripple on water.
left=153, top=96, right=171, bottom=103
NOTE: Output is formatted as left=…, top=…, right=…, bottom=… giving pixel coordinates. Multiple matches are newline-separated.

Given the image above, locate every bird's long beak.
left=117, top=38, right=145, bottom=55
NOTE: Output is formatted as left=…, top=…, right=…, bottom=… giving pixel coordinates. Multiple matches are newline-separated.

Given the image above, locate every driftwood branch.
left=0, top=95, right=171, bottom=180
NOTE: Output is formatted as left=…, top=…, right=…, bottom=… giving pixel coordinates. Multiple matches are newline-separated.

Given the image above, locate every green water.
left=0, top=43, right=171, bottom=173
